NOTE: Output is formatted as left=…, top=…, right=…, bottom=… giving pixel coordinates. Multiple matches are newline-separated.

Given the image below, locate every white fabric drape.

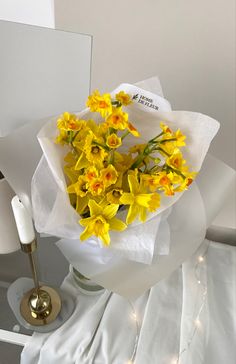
left=21, top=239, right=236, bottom=364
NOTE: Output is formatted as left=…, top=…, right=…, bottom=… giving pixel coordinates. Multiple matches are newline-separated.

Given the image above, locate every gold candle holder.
left=20, top=239, right=61, bottom=326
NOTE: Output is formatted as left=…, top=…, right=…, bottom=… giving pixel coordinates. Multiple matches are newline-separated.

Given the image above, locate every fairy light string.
left=174, top=242, right=210, bottom=364
left=126, top=300, right=141, bottom=364
left=126, top=242, right=210, bottom=364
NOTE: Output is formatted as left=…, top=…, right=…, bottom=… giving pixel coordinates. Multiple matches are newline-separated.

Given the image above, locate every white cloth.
left=21, top=239, right=236, bottom=364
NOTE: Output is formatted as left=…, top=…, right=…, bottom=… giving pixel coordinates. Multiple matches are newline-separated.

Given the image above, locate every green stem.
left=111, top=100, right=122, bottom=108
left=72, top=130, right=80, bottom=142
left=155, top=147, right=171, bottom=157
left=130, top=145, right=150, bottom=169
left=108, top=149, right=115, bottom=164
left=159, top=138, right=177, bottom=144
left=149, top=131, right=164, bottom=143
left=70, top=142, right=79, bottom=156
left=121, top=130, right=130, bottom=140
left=164, top=164, right=186, bottom=179
left=92, top=141, right=110, bottom=151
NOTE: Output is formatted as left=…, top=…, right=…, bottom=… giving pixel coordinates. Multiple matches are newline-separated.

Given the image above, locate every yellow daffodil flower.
left=120, top=174, right=160, bottom=224
left=86, top=90, right=112, bottom=117
left=84, top=166, right=99, bottom=182
left=159, top=141, right=176, bottom=156
left=166, top=149, right=186, bottom=171
left=67, top=175, right=88, bottom=197
left=159, top=130, right=186, bottom=156
left=80, top=200, right=127, bottom=246
left=106, top=108, right=128, bottom=130
left=141, top=174, right=160, bottom=192
left=115, top=91, right=132, bottom=106
left=160, top=122, right=172, bottom=134
left=174, top=129, right=186, bottom=147
left=89, top=179, right=104, bottom=196
left=106, top=133, right=122, bottom=149
left=55, top=129, right=68, bottom=145
left=84, top=133, right=108, bottom=167
left=67, top=175, right=90, bottom=214
left=174, top=171, right=197, bottom=192
left=106, top=188, right=123, bottom=204
left=57, top=112, right=86, bottom=132
left=155, top=171, right=175, bottom=196
left=100, top=165, right=118, bottom=188
left=127, top=122, right=140, bottom=137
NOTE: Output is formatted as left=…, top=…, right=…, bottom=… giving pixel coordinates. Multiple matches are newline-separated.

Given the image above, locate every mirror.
left=0, top=20, right=92, bottom=136
left=0, top=20, right=92, bottom=208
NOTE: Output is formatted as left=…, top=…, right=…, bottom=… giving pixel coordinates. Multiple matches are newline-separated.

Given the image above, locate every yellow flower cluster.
left=56, top=90, right=197, bottom=246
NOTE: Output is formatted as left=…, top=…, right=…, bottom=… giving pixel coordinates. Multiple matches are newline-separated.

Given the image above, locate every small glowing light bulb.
left=197, top=280, right=201, bottom=284
left=127, top=360, right=133, bottom=364
left=198, top=256, right=204, bottom=263
left=194, top=319, right=201, bottom=328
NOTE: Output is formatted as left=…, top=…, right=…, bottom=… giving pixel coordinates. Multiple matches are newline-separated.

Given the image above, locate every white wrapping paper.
left=31, top=80, right=219, bottom=271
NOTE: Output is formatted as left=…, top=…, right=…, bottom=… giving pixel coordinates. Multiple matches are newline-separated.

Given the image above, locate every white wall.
left=54, top=0, right=236, bottom=169
left=0, top=0, right=55, bottom=27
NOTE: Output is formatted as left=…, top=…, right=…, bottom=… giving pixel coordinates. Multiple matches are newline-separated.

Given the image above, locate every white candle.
left=0, top=179, right=20, bottom=254
left=11, top=196, right=35, bottom=244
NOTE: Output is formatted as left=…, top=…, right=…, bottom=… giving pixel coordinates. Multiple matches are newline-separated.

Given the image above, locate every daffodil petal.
left=120, top=193, right=135, bottom=205
left=76, top=196, right=89, bottom=214
left=135, top=193, right=151, bottom=208
left=109, top=217, right=127, bottom=231
left=64, top=166, right=79, bottom=183
left=126, top=203, right=139, bottom=225
left=139, top=206, right=147, bottom=222
left=148, top=193, right=161, bottom=211
left=101, top=232, right=110, bottom=246
left=79, top=216, right=94, bottom=227
left=128, top=174, right=139, bottom=194
left=127, top=122, right=140, bottom=137
left=75, top=152, right=89, bottom=170
left=80, top=226, right=92, bottom=241
left=103, top=204, right=119, bottom=220
left=67, top=184, right=76, bottom=194
left=88, top=199, right=102, bottom=216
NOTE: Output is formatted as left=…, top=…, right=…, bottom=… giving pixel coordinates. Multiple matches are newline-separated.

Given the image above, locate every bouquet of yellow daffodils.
left=56, top=90, right=197, bottom=247
left=30, top=79, right=220, bottom=296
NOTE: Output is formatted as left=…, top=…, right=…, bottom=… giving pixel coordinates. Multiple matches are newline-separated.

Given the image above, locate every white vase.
left=70, top=265, right=105, bottom=295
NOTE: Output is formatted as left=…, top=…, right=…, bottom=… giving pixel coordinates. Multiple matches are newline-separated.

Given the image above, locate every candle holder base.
left=7, top=278, right=75, bottom=333
left=20, top=285, right=61, bottom=326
